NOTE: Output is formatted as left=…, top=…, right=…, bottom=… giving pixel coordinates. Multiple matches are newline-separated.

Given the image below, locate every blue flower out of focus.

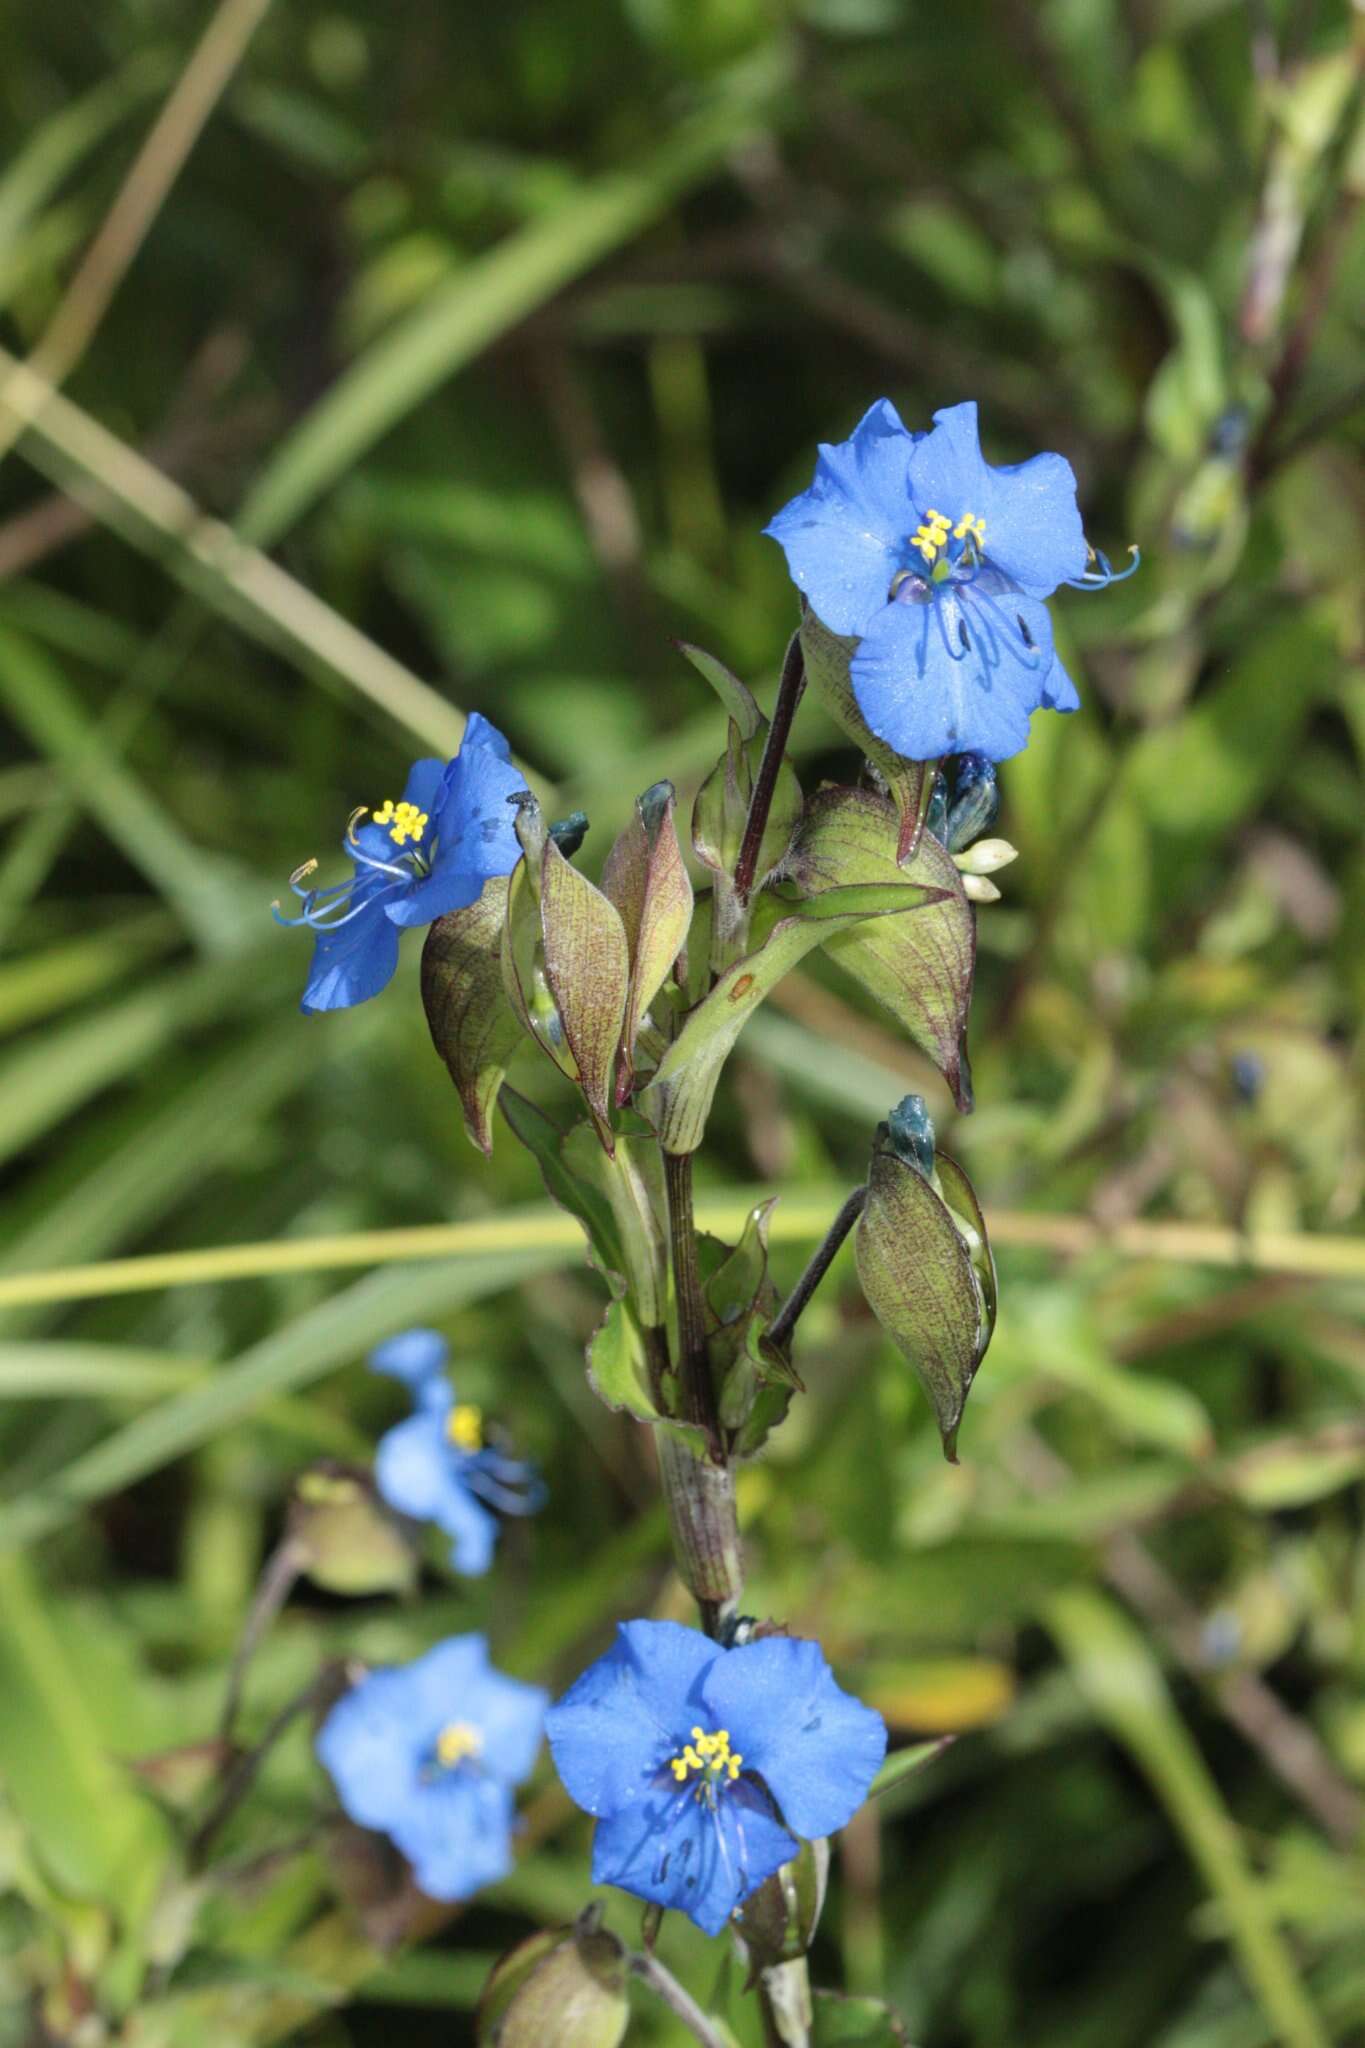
left=276, top=712, right=527, bottom=1013
left=316, top=1634, right=547, bottom=1902
left=545, top=1619, right=886, bottom=1936
left=370, top=1328, right=545, bottom=1576
left=765, top=399, right=1134, bottom=763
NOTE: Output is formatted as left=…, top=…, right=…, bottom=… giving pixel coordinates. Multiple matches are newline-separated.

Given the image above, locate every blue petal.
left=461, top=1666, right=549, bottom=1786
left=300, top=868, right=402, bottom=1012
left=851, top=593, right=1037, bottom=763
left=397, top=1634, right=494, bottom=1734
left=906, top=402, right=1087, bottom=597
left=1040, top=644, right=1080, bottom=712
left=374, top=1415, right=499, bottom=1573
left=315, top=1669, right=424, bottom=1833
left=764, top=398, right=918, bottom=636
left=369, top=1328, right=448, bottom=1391
left=387, top=717, right=526, bottom=930
left=374, top=1413, right=451, bottom=1521
left=546, top=1619, right=719, bottom=1818
left=701, top=1637, right=887, bottom=1841
left=591, top=1776, right=795, bottom=1937
left=390, top=1772, right=515, bottom=1902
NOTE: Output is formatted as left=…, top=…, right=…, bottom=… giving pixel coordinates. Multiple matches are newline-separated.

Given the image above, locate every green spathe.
left=855, top=1135, right=995, bottom=1461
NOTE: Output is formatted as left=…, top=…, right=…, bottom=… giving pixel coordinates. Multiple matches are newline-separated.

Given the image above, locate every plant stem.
left=664, top=1150, right=720, bottom=1443
left=660, top=1148, right=742, bottom=1632
left=733, top=631, right=805, bottom=905
left=767, top=1185, right=867, bottom=1355
left=191, top=1665, right=342, bottom=1868
left=217, top=1535, right=306, bottom=1744
left=629, top=1950, right=730, bottom=2048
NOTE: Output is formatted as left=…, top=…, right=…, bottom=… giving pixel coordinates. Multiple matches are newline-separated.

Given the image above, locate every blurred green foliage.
left=0, top=0, right=1363, bottom=2043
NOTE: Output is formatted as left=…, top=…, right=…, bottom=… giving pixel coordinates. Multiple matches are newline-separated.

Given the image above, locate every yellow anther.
left=435, top=1720, right=483, bottom=1768
left=446, top=1403, right=484, bottom=1452
left=910, top=507, right=953, bottom=563
left=953, top=510, right=986, bottom=546
left=369, top=797, right=429, bottom=847
left=666, top=1725, right=744, bottom=1792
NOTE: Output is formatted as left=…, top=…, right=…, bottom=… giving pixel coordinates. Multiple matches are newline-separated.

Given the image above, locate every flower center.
left=910, top=506, right=986, bottom=567
left=668, top=1725, right=743, bottom=1791
left=446, top=1402, right=484, bottom=1452
left=434, top=1720, right=483, bottom=1769
left=371, top=798, right=429, bottom=847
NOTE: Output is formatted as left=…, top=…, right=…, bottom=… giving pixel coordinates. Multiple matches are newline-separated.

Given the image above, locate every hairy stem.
left=767, top=1185, right=867, bottom=1356
left=733, top=631, right=805, bottom=905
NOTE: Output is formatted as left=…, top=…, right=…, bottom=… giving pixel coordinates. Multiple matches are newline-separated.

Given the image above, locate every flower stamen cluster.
left=434, top=1718, right=484, bottom=1769
left=371, top=797, right=429, bottom=846
left=668, top=1724, right=743, bottom=1789
left=446, top=1402, right=484, bottom=1452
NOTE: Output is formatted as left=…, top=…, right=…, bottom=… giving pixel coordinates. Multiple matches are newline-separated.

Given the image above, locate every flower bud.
left=549, top=810, right=590, bottom=857
left=952, top=837, right=1017, bottom=876
left=881, top=1093, right=935, bottom=1178
left=289, top=1464, right=416, bottom=1597
left=476, top=1912, right=629, bottom=2048
left=945, top=752, right=999, bottom=850
left=961, top=873, right=1002, bottom=904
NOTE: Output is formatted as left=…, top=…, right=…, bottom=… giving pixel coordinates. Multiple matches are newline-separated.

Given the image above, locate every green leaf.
left=1047, top=1588, right=1330, bottom=2048
left=800, top=609, right=934, bottom=862
left=642, top=883, right=947, bottom=1154
left=0, top=1554, right=168, bottom=1908
left=692, top=717, right=802, bottom=895
left=673, top=640, right=762, bottom=738
left=788, top=787, right=975, bottom=1110
left=563, top=1115, right=670, bottom=1328
left=855, top=1144, right=990, bottom=1460
left=585, top=1288, right=666, bottom=1424
left=497, top=1089, right=624, bottom=1283
left=421, top=877, right=526, bottom=1155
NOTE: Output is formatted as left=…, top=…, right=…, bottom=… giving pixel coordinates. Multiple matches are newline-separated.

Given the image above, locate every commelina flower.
left=765, top=399, right=1135, bottom=763
left=369, top=1328, right=545, bottom=1577
left=316, top=1634, right=547, bottom=1902
left=275, top=712, right=527, bottom=1014
left=545, top=1619, right=887, bottom=1936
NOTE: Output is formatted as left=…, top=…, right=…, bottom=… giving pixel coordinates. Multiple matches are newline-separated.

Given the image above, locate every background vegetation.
left=0, top=1, right=1363, bottom=2043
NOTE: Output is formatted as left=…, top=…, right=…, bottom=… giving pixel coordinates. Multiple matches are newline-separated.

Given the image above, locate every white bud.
left=953, top=837, right=1018, bottom=876
left=962, top=873, right=1002, bottom=904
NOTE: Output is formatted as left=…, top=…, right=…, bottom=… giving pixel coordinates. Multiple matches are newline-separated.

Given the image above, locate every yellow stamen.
left=910, top=507, right=985, bottom=566
left=446, top=1403, right=484, bottom=1452
left=435, top=1720, right=483, bottom=1769
left=666, top=1724, right=744, bottom=1789
left=370, top=797, right=429, bottom=847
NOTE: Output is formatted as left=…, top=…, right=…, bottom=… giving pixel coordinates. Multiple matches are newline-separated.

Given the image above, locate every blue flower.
left=276, top=713, right=527, bottom=1013
left=316, top=1634, right=547, bottom=1902
left=369, top=1328, right=544, bottom=1576
left=765, top=399, right=1134, bottom=763
left=545, top=1619, right=886, bottom=1936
